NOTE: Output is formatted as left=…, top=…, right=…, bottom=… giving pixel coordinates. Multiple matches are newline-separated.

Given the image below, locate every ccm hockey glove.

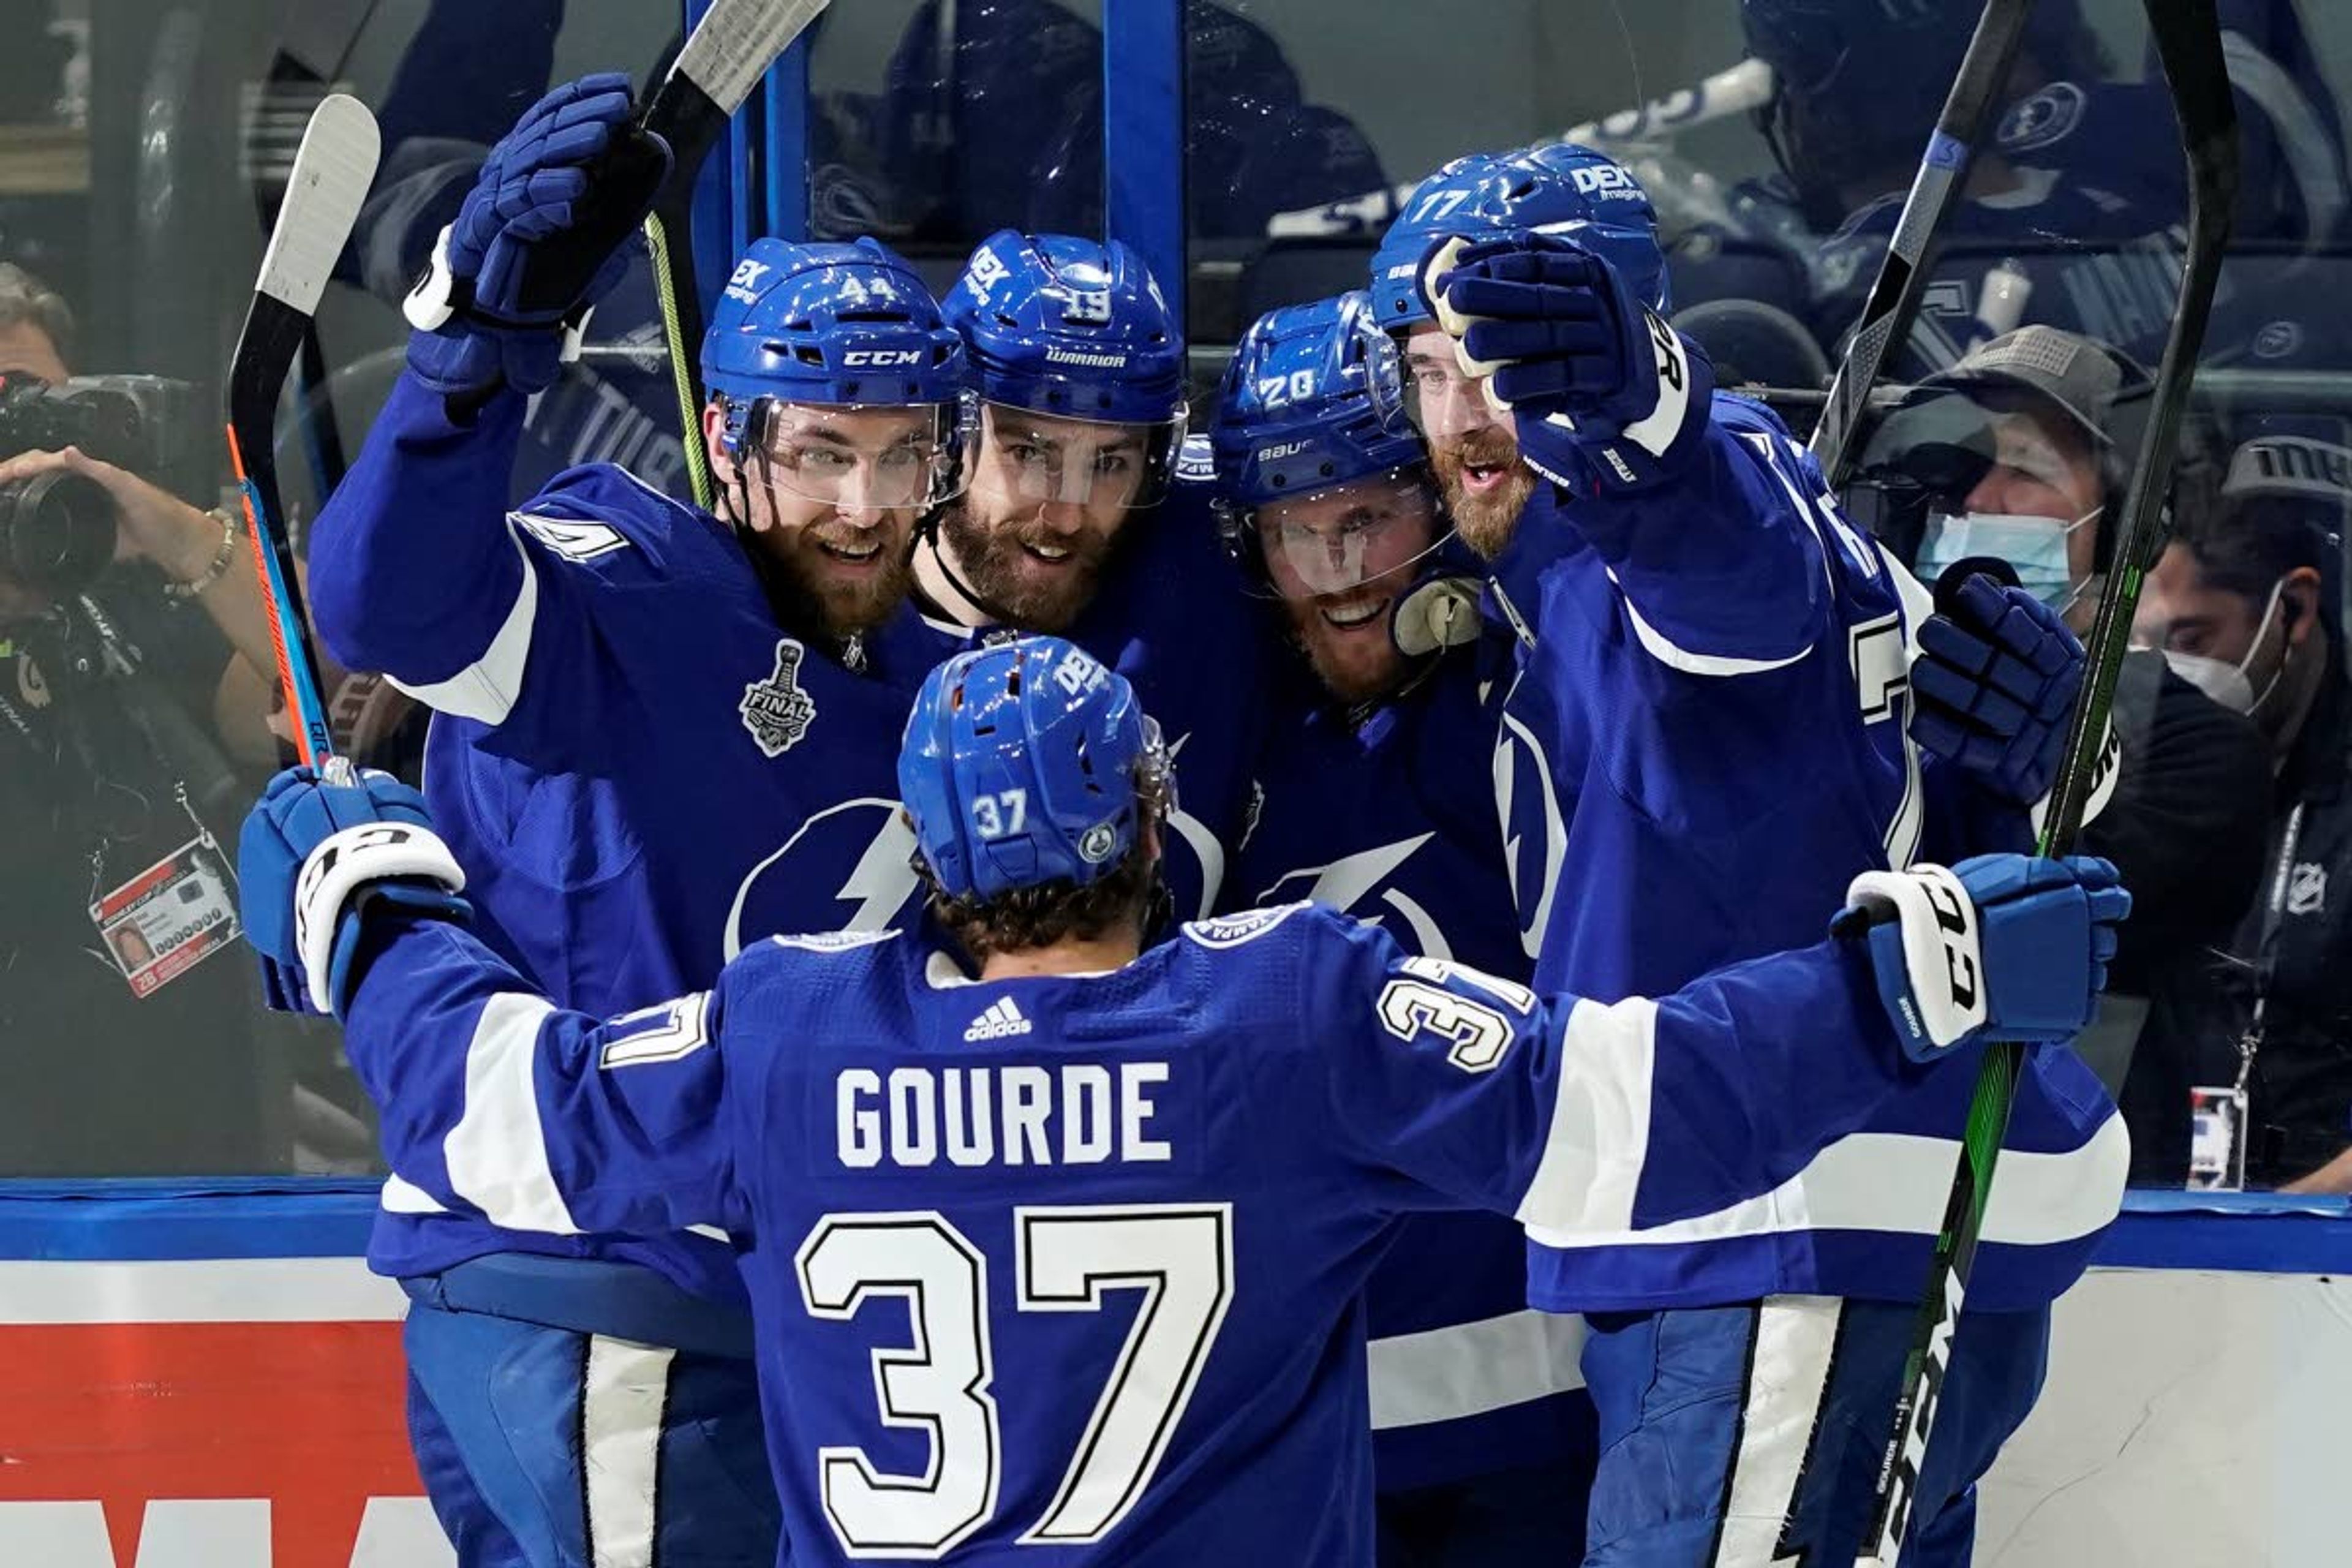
left=240, top=766, right=470, bottom=1017
left=1836, top=854, right=2128, bottom=1061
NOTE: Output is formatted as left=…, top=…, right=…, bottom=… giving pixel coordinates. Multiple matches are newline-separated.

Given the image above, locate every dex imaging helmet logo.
left=741, top=639, right=820, bottom=758
left=965, top=997, right=1033, bottom=1041
left=724, top=257, right=772, bottom=303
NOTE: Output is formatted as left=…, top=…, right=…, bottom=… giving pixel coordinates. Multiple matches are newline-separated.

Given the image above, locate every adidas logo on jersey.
left=963, top=997, right=1033, bottom=1041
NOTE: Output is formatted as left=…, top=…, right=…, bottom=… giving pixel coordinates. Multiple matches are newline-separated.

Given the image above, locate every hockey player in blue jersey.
left=237, top=633, right=2128, bottom=1568
left=1372, top=146, right=2124, bottom=1564
left=304, top=76, right=973, bottom=1568
left=885, top=230, right=1267, bottom=923
left=1212, top=291, right=1592, bottom=1565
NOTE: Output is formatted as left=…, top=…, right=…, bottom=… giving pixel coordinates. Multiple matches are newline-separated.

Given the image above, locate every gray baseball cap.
left=2223, top=435, right=2352, bottom=507
left=1920, top=325, right=2125, bottom=447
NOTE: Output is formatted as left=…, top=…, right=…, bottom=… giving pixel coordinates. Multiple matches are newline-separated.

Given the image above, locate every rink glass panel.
left=5, top=1, right=2351, bottom=1193
left=1, top=0, right=673, bottom=1178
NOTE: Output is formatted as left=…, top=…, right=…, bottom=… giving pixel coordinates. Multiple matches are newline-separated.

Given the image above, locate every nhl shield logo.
left=741, top=639, right=820, bottom=758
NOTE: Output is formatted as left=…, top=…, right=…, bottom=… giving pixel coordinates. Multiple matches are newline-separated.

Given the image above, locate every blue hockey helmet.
left=945, top=230, right=1187, bottom=423
left=1208, top=291, right=1449, bottom=596
left=700, top=237, right=972, bottom=506
left=1368, top=143, right=1668, bottom=332
left=944, top=230, right=1189, bottom=509
left=1368, top=153, right=1517, bottom=331
left=900, top=635, right=1173, bottom=902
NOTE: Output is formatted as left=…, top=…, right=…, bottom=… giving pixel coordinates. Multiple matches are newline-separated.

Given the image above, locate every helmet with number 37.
left=900, top=635, right=1174, bottom=901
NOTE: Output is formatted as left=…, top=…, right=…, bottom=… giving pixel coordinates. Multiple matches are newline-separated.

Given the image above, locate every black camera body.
left=0, top=372, right=197, bottom=599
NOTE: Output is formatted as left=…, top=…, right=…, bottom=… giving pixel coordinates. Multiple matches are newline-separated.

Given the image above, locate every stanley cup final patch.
left=742, top=638, right=820, bottom=757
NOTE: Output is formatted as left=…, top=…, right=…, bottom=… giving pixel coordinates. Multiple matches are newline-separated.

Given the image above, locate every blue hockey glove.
left=1835, top=855, right=2128, bottom=1061
left=1911, top=575, right=2086, bottom=807
left=1419, top=230, right=1713, bottom=494
left=239, top=767, right=470, bottom=1018
left=404, top=73, right=671, bottom=399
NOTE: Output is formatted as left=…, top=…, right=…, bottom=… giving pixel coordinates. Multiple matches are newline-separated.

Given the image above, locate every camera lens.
left=0, top=470, right=118, bottom=598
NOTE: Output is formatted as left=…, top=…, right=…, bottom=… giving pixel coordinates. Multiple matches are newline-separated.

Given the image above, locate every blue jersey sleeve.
left=341, top=911, right=753, bottom=1239
left=1536, top=397, right=1844, bottom=671
left=309, top=375, right=535, bottom=690
left=311, top=374, right=728, bottom=771
left=1307, top=913, right=1926, bottom=1237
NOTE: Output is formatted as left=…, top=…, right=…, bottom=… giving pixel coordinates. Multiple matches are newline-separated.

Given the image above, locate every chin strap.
left=913, top=510, right=1025, bottom=629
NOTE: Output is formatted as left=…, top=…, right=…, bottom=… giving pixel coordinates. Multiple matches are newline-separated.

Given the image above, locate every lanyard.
left=2232, top=801, right=2308, bottom=1096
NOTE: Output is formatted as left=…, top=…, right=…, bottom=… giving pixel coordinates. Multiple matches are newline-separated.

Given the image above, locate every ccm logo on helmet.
left=842, top=350, right=924, bottom=368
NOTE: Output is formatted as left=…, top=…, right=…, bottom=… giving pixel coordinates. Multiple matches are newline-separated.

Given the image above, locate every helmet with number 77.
left=900, top=635, right=1175, bottom=902
left=1368, top=143, right=1669, bottom=332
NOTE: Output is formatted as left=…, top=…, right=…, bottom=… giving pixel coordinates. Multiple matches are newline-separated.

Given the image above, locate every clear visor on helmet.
left=1396, top=332, right=1509, bottom=441
left=1243, top=468, right=1451, bottom=601
left=746, top=400, right=973, bottom=510
left=971, top=401, right=1185, bottom=511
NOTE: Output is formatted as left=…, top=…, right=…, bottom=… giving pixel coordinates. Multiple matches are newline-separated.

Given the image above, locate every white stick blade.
left=256, top=93, right=381, bottom=318
left=673, top=0, right=833, bottom=116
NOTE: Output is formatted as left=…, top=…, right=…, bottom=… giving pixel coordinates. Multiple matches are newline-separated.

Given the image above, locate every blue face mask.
left=1916, top=508, right=2101, bottom=611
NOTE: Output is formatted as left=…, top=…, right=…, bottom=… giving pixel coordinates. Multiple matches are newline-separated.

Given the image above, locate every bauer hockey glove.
left=1911, top=573, right=2086, bottom=808
left=1419, top=230, right=1713, bottom=494
left=240, top=766, right=470, bottom=1018
left=1835, top=854, right=2129, bottom=1061
left=404, top=72, right=671, bottom=399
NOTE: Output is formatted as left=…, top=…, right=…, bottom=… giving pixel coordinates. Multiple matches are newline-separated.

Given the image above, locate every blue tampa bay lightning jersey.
left=880, top=484, right=1269, bottom=925
left=1488, top=393, right=2127, bottom=1313
left=1232, top=646, right=1588, bottom=1494
left=309, top=375, right=935, bottom=1300
left=337, top=893, right=1954, bottom=1567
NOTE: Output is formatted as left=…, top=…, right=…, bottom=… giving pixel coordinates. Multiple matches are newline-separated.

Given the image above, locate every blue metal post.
left=762, top=29, right=813, bottom=240
left=1101, top=0, right=1187, bottom=343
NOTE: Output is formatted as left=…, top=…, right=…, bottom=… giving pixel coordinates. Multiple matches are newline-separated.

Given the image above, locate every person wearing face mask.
left=2137, top=435, right=2352, bottom=1190
left=1875, top=325, right=2275, bottom=1182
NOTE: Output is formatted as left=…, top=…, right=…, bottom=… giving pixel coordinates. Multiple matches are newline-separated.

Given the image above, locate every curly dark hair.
left=916, top=766, right=1172, bottom=962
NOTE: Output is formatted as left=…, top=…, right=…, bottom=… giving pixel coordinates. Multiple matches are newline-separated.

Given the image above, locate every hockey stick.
left=1853, top=6, right=2239, bottom=1565
left=633, top=0, right=833, bottom=511
left=1807, top=0, right=2032, bottom=486
left=225, top=92, right=381, bottom=784
left=1267, top=58, right=1778, bottom=239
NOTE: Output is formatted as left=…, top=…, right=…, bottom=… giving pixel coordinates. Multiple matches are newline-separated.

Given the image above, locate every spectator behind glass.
left=2137, top=437, right=2352, bottom=1190
left=1861, top=325, right=2274, bottom=1182
left=0, top=262, right=293, bottom=1174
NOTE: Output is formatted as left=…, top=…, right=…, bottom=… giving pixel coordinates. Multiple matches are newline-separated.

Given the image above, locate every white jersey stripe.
left=1525, top=1107, right=2127, bottom=1253
left=1368, top=1308, right=1587, bottom=1430
left=388, top=526, right=539, bottom=725
left=582, top=1335, right=674, bottom=1567
left=444, top=992, right=582, bottom=1235
left=1514, top=996, right=1656, bottom=1235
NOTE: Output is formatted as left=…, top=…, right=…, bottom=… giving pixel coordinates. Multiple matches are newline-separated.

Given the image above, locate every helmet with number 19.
left=934, top=231, right=1189, bottom=633
left=699, top=236, right=970, bottom=639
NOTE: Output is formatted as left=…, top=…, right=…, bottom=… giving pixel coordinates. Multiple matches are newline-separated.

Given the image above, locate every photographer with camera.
left=0, top=261, right=293, bottom=1175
